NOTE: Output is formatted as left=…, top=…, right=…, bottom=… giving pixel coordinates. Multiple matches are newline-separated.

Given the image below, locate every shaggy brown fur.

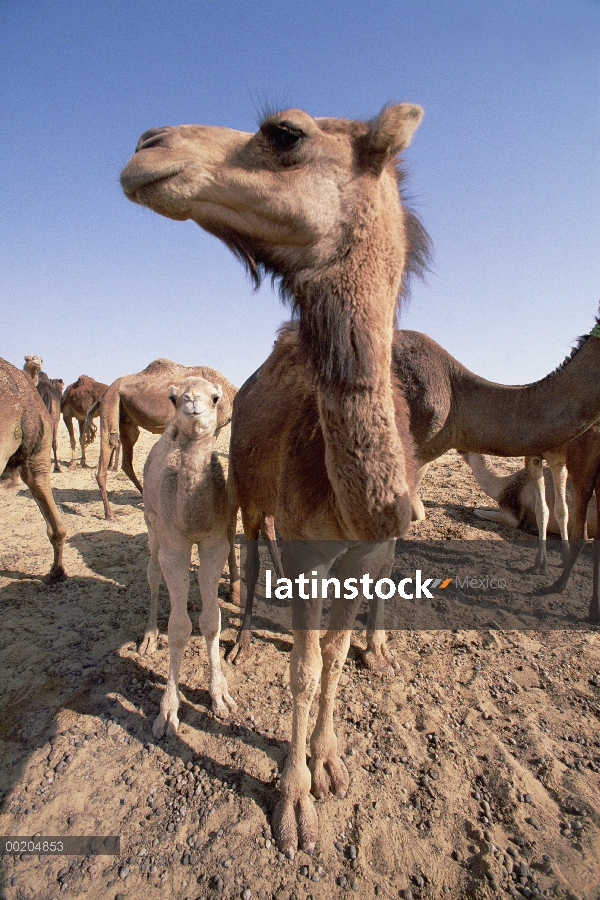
left=0, top=358, right=66, bottom=582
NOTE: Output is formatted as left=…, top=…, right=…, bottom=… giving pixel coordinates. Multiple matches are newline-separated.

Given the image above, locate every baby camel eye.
left=264, top=123, right=304, bottom=153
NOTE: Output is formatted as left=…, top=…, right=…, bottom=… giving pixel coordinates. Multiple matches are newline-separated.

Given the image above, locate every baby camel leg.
left=526, top=456, right=550, bottom=575
left=153, top=544, right=193, bottom=738
left=140, top=527, right=162, bottom=656
left=197, top=536, right=236, bottom=717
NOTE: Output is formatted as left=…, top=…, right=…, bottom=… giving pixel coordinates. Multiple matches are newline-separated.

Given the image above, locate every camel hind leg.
left=96, top=392, right=121, bottom=520
left=120, top=421, right=143, bottom=494
left=549, top=462, right=569, bottom=564
left=51, top=420, right=61, bottom=473
left=64, top=414, right=78, bottom=468
left=198, top=534, right=236, bottom=716
left=226, top=507, right=262, bottom=665
left=363, top=540, right=399, bottom=676
left=19, top=441, right=67, bottom=584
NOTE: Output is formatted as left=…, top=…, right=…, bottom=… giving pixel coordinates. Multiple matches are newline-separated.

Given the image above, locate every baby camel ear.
left=168, top=385, right=178, bottom=406
left=359, top=103, right=423, bottom=174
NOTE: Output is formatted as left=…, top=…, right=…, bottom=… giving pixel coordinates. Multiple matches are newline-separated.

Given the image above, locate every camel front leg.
left=198, top=536, right=236, bottom=717
left=120, top=421, right=143, bottom=494
left=51, top=421, right=61, bottom=473
left=526, top=457, right=550, bottom=574
left=310, top=628, right=352, bottom=801
left=549, top=462, right=569, bottom=564
left=272, top=628, right=321, bottom=858
left=140, top=527, right=161, bottom=656
left=64, top=415, right=77, bottom=468
left=364, top=540, right=398, bottom=675
left=152, top=546, right=192, bottom=738
left=410, top=463, right=430, bottom=521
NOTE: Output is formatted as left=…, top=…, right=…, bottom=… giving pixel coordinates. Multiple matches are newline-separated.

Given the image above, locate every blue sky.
left=2, top=0, right=599, bottom=390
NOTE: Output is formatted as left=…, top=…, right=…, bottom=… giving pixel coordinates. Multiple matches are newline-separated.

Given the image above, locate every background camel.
left=87, top=359, right=236, bottom=521
left=0, top=358, right=66, bottom=583
left=460, top=450, right=597, bottom=538
left=142, top=376, right=236, bottom=732
left=61, top=374, right=120, bottom=470
left=23, top=356, right=64, bottom=472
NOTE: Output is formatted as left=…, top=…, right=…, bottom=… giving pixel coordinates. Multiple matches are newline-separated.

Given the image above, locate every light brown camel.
left=61, top=375, right=118, bottom=470
left=142, top=377, right=237, bottom=730
left=460, top=450, right=597, bottom=539
left=122, top=104, right=600, bottom=855
left=86, top=359, right=236, bottom=521
left=230, top=325, right=600, bottom=667
left=0, top=358, right=67, bottom=583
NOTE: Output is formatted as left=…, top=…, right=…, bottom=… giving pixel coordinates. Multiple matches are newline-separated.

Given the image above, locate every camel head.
left=120, top=104, right=424, bottom=284
left=23, top=355, right=43, bottom=374
left=168, top=377, right=223, bottom=440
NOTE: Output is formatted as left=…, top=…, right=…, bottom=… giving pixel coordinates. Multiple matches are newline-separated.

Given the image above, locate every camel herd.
left=2, top=102, right=600, bottom=857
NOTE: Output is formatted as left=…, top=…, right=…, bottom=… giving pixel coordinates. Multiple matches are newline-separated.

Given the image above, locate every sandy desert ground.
left=1, top=423, right=600, bottom=900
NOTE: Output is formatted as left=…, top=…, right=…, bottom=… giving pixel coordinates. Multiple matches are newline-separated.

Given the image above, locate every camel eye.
left=212, top=395, right=219, bottom=406
left=263, top=123, right=304, bottom=153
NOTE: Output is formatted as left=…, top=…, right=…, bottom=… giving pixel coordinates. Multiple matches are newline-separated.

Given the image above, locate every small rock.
left=347, top=844, right=357, bottom=860
left=242, top=890, right=252, bottom=900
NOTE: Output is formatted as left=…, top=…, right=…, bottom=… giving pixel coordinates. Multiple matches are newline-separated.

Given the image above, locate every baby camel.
left=142, top=377, right=236, bottom=736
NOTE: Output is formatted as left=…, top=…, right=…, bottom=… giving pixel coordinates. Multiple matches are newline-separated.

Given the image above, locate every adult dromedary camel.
left=61, top=374, right=118, bottom=470
left=230, top=324, right=600, bottom=667
left=23, top=356, right=64, bottom=473
left=87, top=359, right=236, bottom=521
left=121, top=104, right=600, bottom=856
left=0, top=358, right=67, bottom=583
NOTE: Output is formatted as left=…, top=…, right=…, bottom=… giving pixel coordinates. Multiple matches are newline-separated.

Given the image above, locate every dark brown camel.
left=1, top=358, right=67, bottom=583
left=122, top=103, right=600, bottom=856
left=23, top=356, right=64, bottom=472
left=229, top=324, right=600, bottom=667
left=87, top=359, right=237, bottom=521
left=61, top=375, right=120, bottom=470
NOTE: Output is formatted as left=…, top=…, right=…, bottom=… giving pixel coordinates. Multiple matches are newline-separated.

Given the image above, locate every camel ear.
left=168, top=384, right=178, bottom=406
left=215, top=386, right=232, bottom=430
left=359, top=104, right=423, bottom=174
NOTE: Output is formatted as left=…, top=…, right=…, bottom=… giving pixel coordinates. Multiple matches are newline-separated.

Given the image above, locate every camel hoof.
left=43, top=566, right=67, bottom=585
left=225, top=634, right=252, bottom=666
left=525, top=563, right=548, bottom=576
left=588, top=611, right=600, bottom=625
left=310, top=755, right=349, bottom=800
left=152, top=709, right=178, bottom=738
left=212, top=692, right=237, bottom=718
left=272, top=793, right=318, bottom=857
left=139, top=632, right=158, bottom=656
left=362, top=648, right=398, bottom=677
left=53, top=466, right=62, bottom=474
left=538, top=580, right=564, bottom=596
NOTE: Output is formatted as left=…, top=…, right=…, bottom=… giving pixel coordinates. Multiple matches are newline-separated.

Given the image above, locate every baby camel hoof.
left=362, top=648, right=398, bottom=677
left=225, top=634, right=252, bottom=666
left=272, top=793, right=318, bottom=858
left=212, top=692, right=237, bottom=719
left=310, top=755, right=349, bottom=800
left=139, top=633, right=158, bottom=656
left=43, top=566, right=67, bottom=586
left=152, top=710, right=179, bottom=739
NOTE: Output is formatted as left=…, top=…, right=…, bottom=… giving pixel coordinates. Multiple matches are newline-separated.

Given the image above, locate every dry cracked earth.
left=1, top=426, right=600, bottom=900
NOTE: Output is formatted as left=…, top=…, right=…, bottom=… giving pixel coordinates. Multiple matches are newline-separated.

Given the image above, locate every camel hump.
left=142, top=358, right=178, bottom=375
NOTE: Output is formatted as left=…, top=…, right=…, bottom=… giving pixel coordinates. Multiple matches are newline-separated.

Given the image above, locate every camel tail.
left=83, top=397, right=103, bottom=445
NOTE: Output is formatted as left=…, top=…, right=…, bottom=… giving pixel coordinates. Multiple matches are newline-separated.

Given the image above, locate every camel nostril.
left=135, top=128, right=170, bottom=152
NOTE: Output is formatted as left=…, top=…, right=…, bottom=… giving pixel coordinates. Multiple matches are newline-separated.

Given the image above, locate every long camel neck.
left=461, top=452, right=514, bottom=502
left=293, top=187, right=412, bottom=540
left=451, top=336, right=600, bottom=456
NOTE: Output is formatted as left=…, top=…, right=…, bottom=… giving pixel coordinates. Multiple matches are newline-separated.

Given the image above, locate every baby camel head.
left=168, top=377, right=223, bottom=440
left=120, top=104, right=424, bottom=284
